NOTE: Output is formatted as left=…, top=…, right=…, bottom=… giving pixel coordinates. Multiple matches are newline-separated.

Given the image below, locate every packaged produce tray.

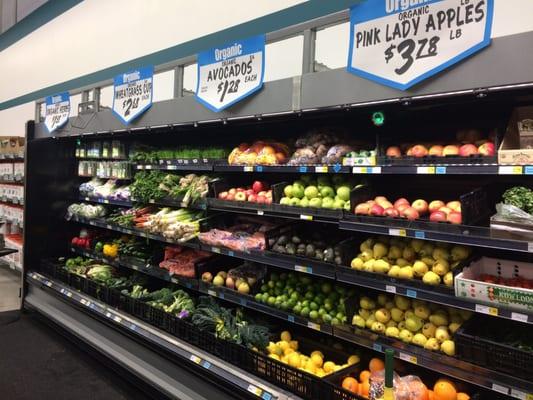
left=347, top=183, right=489, bottom=228
left=455, top=315, right=533, bottom=380
left=455, top=256, right=533, bottom=312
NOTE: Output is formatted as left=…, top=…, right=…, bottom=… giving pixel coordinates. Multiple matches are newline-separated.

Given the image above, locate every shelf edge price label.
left=257, top=210, right=264, bottom=216
left=247, top=384, right=263, bottom=398
left=399, top=352, right=417, bottom=364
left=476, top=304, right=498, bottom=316
left=45, top=92, right=70, bottom=133
left=190, top=355, right=202, bottom=364
left=112, top=66, right=153, bottom=124
left=307, top=321, right=321, bottom=331
left=295, top=265, right=312, bottom=274
left=499, top=166, right=523, bottom=175
left=352, top=166, right=368, bottom=174
left=346, top=0, right=494, bottom=90
left=511, top=312, right=528, bottom=323
left=315, top=166, right=328, bottom=173
left=492, top=383, right=509, bottom=395
left=195, top=35, right=265, bottom=112
left=243, top=166, right=253, bottom=172
left=300, top=214, right=313, bottom=221
left=389, top=228, right=406, bottom=237
left=416, top=166, right=435, bottom=174
left=385, top=285, right=396, bottom=294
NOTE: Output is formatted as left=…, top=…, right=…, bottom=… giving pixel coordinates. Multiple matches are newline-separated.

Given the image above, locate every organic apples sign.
left=347, top=0, right=494, bottom=90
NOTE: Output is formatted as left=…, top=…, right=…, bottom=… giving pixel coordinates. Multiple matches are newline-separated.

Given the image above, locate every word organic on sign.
left=196, top=34, right=265, bottom=112
left=347, top=0, right=494, bottom=90
left=112, top=66, right=153, bottom=124
left=44, top=92, right=70, bottom=133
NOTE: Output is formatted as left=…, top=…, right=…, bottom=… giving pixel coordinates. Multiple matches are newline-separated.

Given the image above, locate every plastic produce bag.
left=494, top=203, right=533, bottom=226
left=369, top=371, right=428, bottom=400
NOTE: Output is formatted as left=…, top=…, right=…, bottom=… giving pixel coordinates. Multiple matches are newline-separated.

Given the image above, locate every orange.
left=409, top=381, right=429, bottom=400
left=428, top=390, right=435, bottom=400
left=457, top=393, right=470, bottom=400
left=360, top=380, right=370, bottom=398
left=341, top=377, right=359, bottom=393
left=433, top=380, right=457, bottom=400
left=359, top=370, right=371, bottom=382
left=369, top=357, right=385, bottom=373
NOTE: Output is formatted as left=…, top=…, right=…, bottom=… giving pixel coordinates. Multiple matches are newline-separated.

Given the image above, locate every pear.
left=412, top=333, right=428, bottom=347
left=433, top=247, right=450, bottom=261
left=371, top=321, right=386, bottom=334
left=351, top=257, right=364, bottom=270
left=397, top=321, right=407, bottom=330
left=422, top=271, right=441, bottom=285
left=373, top=243, right=388, bottom=259
left=435, top=326, right=451, bottom=343
left=440, top=340, right=455, bottom=356
left=373, top=259, right=391, bottom=274
left=405, top=316, right=423, bottom=333
left=399, top=329, right=413, bottom=343
left=384, top=301, right=395, bottom=310
left=375, top=308, right=391, bottom=323
left=385, top=326, right=400, bottom=338
left=419, top=243, right=435, bottom=257
left=365, top=315, right=377, bottom=329
left=422, top=322, right=437, bottom=338
left=398, top=266, right=414, bottom=280
left=410, top=239, right=424, bottom=252
left=402, top=247, right=416, bottom=261
left=359, top=309, right=372, bottom=319
left=396, top=258, right=409, bottom=267
left=424, top=337, right=440, bottom=351
left=432, top=259, right=450, bottom=276
left=360, top=297, right=376, bottom=310
left=390, top=308, right=404, bottom=322
left=363, top=259, right=375, bottom=272
left=412, top=260, right=429, bottom=278
left=451, top=245, right=470, bottom=261
left=394, top=295, right=411, bottom=311
left=352, top=315, right=366, bottom=328
left=388, top=265, right=401, bottom=278
left=429, top=311, right=449, bottom=327
left=388, top=245, right=402, bottom=260
left=360, top=249, right=374, bottom=262
left=459, top=309, right=473, bottom=321
left=377, top=293, right=388, bottom=306
left=414, top=305, right=430, bottom=320
left=448, top=322, right=461, bottom=334
left=386, top=320, right=397, bottom=328
left=443, top=271, right=454, bottom=287
left=404, top=310, right=415, bottom=319
left=421, top=257, right=436, bottom=267
left=450, top=314, right=463, bottom=325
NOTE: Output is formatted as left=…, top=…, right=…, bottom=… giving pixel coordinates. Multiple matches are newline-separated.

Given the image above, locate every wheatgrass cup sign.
left=196, top=35, right=265, bottom=112
left=112, top=66, right=154, bottom=124
left=347, top=0, right=494, bottom=90
left=45, top=92, right=70, bottom=133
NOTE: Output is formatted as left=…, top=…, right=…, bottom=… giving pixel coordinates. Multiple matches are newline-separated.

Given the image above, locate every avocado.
left=277, top=235, right=289, bottom=246
left=291, top=235, right=302, bottom=244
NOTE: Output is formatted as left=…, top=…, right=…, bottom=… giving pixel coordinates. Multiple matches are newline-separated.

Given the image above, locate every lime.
left=336, top=312, right=345, bottom=321
left=315, top=294, right=325, bottom=304
left=301, top=307, right=310, bottom=318
left=322, top=314, right=333, bottom=324
left=276, top=280, right=285, bottom=289
left=280, top=302, right=289, bottom=311
left=293, top=304, right=302, bottom=314
left=290, top=292, right=299, bottom=301
left=328, top=292, right=339, bottom=302
left=304, top=291, right=314, bottom=301
left=318, top=308, right=326, bottom=316
left=274, top=288, right=283, bottom=296
left=321, top=282, right=333, bottom=294
left=336, top=286, right=346, bottom=295
left=261, top=284, right=268, bottom=292
left=271, top=273, right=279, bottom=282
left=302, top=300, right=310, bottom=308
left=331, top=318, right=340, bottom=325
left=309, top=302, right=319, bottom=311
left=287, top=299, right=297, bottom=308
left=324, top=303, right=333, bottom=312
left=267, top=296, right=276, bottom=306
left=255, top=293, right=262, bottom=302
left=262, top=293, right=269, bottom=303
left=268, top=281, right=275, bottom=289
left=309, top=310, right=319, bottom=320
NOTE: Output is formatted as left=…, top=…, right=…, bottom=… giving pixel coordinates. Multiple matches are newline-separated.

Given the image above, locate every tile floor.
left=0, top=265, right=21, bottom=312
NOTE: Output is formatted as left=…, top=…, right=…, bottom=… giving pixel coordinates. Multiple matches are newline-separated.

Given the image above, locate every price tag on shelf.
left=106, top=312, right=112, bottom=318
left=66, top=291, right=72, bottom=298
left=510, top=389, right=527, bottom=400
left=190, top=355, right=202, bottom=364
left=207, top=290, right=217, bottom=298
left=44, top=92, right=70, bottom=133
left=307, top=322, right=321, bottom=331
left=498, top=166, right=523, bottom=175
left=195, top=35, right=265, bottom=112
left=528, top=242, right=533, bottom=253
left=113, top=315, right=122, bottom=323
left=84, top=197, right=90, bottom=201
left=255, top=166, right=263, bottom=172
left=171, top=277, right=180, bottom=285
left=228, top=251, right=234, bottom=257
left=436, top=166, right=447, bottom=174
left=511, top=312, right=528, bottom=323
left=211, top=247, right=221, bottom=254
left=388, top=228, right=406, bottom=237
left=406, top=289, right=417, bottom=298
left=145, top=165, right=152, bottom=170
left=243, top=166, right=253, bottom=172
left=287, top=315, right=295, bottom=323
left=130, top=324, right=137, bottom=332
left=80, top=298, right=88, bottom=306
left=525, top=166, right=533, bottom=175
left=103, top=199, right=109, bottom=204
left=298, top=166, right=308, bottom=173
left=315, top=166, right=328, bottom=173
left=416, top=166, right=435, bottom=174
left=475, top=304, right=498, bottom=316
left=240, top=298, right=247, bottom=306
left=167, top=165, right=178, bottom=170
left=399, top=352, right=417, bottom=364
left=300, top=214, right=313, bottom=221
left=257, top=210, right=264, bottom=216
left=247, top=384, right=263, bottom=398
left=352, top=166, right=368, bottom=174
left=492, top=383, right=510, bottom=395
left=201, top=361, right=211, bottom=370
left=294, top=265, right=313, bottom=274
left=414, top=231, right=425, bottom=239
left=385, top=285, right=396, bottom=294
left=45, top=281, right=52, bottom=287
left=373, top=343, right=383, bottom=352
left=112, top=66, right=153, bottom=124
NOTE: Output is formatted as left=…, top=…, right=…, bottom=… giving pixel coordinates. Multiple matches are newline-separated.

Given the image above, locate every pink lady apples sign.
left=347, top=0, right=494, bottom=90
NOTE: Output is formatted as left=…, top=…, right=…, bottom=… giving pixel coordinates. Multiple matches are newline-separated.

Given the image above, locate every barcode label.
left=190, top=355, right=202, bottom=364
left=257, top=210, right=264, bottom=216
left=476, top=304, right=498, bottom=316
left=511, top=312, right=528, bottom=323
left=399, top=352, right=417, bottom=364
left=315, top=166, right=328, bottom=173
left=295, top=265, right=312, bottom=274
left=307, top=322, right=320, bottom=331
left=207, top=290, right=217, bottom=297
left=417, top=166, right=435, bottom=174
left=492, top=383, right=509, bottom=395
left=300, top=214, right=313, bottom=221
left=389, top=228, right=406, bottom=237
left=498, top=166, right=522, bottom=175
left=243, top=166, right=253, bottom=172
left=247, top=384, right=263, bottom=397
left=385, top=285, right=396, bottom=293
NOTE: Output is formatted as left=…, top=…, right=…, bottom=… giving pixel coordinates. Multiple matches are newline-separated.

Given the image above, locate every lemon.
left=316, top=368, right=325, bottom=377
left=278, top=341, right=290, bottom=352
left=289, top=340, right=299, bottom=350
left=280, top=331, right=292, bottom=342
left=281, top=355, right=288, bottom=364
left=311, top=353, right=324, bottom=368
left=284, top=347, right=295, bottom=356
left=288, top=353, right=301, bottom=368
left=323, top=361, right=336, bottom=374
left=310, top=350, right=324, bottom=359
left=269, top=353, right=280, bottom=361
left=347, top=355, right=360, bottom=365
left=304, top=360, right=317, bottom=374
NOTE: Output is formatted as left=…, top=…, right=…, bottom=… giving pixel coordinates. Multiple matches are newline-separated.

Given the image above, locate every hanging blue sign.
left=44, top=92, right=70, bottom=133
left=196, top=34, right=265, bottom=112
left=112, top=66, right=153, bottom=124
left=347, top=0, right=494, bottom=90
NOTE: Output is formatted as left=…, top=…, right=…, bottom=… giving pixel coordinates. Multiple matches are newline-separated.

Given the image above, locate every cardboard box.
left=455, top=256, right=533, bottom=312
left=0, top=137, right=24, bottom=157
left=499, top=106, right=533, bottom=164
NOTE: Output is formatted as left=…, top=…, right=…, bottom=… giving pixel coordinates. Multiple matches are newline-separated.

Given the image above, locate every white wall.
left=0, top=102, right=33, bottom=136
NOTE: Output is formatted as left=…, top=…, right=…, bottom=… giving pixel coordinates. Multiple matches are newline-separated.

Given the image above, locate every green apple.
left=280, top=197, right=291, bottom=205
left=289, top=198, right=301, bottom=206
left=309, top=198, right=322, bottom=208
left=291, top=185, right=305, bottom=199
left=322, top=197, right=334, bottom=209
left=300, top=197, right=309, bottom=207
left=336, top=186, right=351, bottom=202
left=333, top=198, right=345, bottom=209
left=320, top=186, right=335, bottom=199
left=304, top=185, right=319, bottom=199
left=343, top=201, right=351, bottom=211
left=283, top=185, right=293, bottom=198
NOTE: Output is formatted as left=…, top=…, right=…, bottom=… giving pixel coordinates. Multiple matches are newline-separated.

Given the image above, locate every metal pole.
left=173, top=66, right=184, bottom=98
left=302, top=28, right=316, bottom=74
left=92, top=87, right=100, bottom=112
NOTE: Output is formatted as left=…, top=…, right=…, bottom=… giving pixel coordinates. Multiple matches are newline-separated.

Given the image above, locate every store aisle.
left=0, top=265, right=20, bottom=312
left=0, top=312, right=152, bottom=400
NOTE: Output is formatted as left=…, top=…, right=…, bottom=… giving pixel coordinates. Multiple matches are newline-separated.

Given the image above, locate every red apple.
left=386, top=146, right=402, bottom=157
left=412, top=199, right=429, bottom=215
left=403, top=207, right=420, bottom=220
left=265, top=190, right=272, bottom=198
left=355, top=203, right=370, bottom=215
left=428, top=145, right=444, bottom=156
left=228, top=188, right=237, bottom=195
left=446, top=201, right=461, bottom=212
left=447, top=211, right=462, bottom=224
left=396, top=203, right=410, bottom=214
left=236, top=187, right=246, bottom=192
left=384, top=207, right=400, bottom=217
left=235, top=192, right=246, bottom=201
left=256, top=195, right=266, bottom=204
left=366, top=200, right=376, bottom=206
left=227, top=193, right=235, bottom=201
left=411, top=145, right=429, bottom=158
left=252, top=181, right=264, bottom=193
left=247, top=194, right=257, bottom=202
left=369, top=204, right=385, bottom=216
left=264, top=197, right=272, bottom=205
left=442, top=145, right=459, bottom=156
left=478, top=141, right=495, bottom=156
left=459, top=144, right=478, bottom=157
left=439, top=206, right=452, bottom=215
left=379, top=201, right=394, bottom=210
left=429, top=200, right=445, bottom=213
left=245, top=189, right=254, bottom=197
left=429, top=211, right=447, bottom=222
left=406, top=147, right=414, bottom=156
left=375, top=196, right=389, bottom=204
left=219, top=191, right=228, bottom=200
left=394, top=198, right=410, bottom=209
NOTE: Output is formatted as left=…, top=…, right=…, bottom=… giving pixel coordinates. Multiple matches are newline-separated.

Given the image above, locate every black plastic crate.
left=119, top=295, right=150, bottom=321
left=40, top=258, right=69, bottom=283
left=85, top=279, right=108, bottom=302
left=68, top=273, right=86, bottom=291
left=107, top=287, right=123, bottom=308
left=455, top=316, right=533, bottom=380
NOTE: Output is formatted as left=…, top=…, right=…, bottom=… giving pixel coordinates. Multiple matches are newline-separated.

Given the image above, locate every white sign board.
left=347, top=0, right=494, bottom=90
left=44, top=92, right=70, bottom=133
left=112, top=66, right=153, bottom=124
left=196, top=35, right=265, bottom=112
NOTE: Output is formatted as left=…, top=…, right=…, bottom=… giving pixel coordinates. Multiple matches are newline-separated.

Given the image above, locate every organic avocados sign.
left=347, top=0, right=494, bottom=90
